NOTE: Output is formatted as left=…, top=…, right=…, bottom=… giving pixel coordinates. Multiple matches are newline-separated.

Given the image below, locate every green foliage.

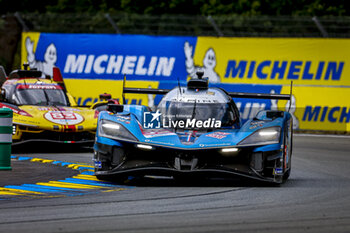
left=0, top=0, right=349, bottom=16
left=0, top=18, right=4, bottom=29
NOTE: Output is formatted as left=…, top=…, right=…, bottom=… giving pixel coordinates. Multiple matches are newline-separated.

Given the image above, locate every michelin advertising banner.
left=21, top=32, right=350, bottom=132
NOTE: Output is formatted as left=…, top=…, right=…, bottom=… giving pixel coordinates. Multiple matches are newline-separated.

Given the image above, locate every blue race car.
left=93, top=74, right=293, bottom=184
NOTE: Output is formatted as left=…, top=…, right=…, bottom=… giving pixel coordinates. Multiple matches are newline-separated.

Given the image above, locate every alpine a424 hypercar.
left=0, top=64, right=116, bottom=145
left=94, top=74, right=293, bottom=184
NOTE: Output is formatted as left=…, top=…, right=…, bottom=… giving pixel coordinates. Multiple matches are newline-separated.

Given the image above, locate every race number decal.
left=50, top=112, right=76, bottom=120
left=44, top=111, right=84, bottom=125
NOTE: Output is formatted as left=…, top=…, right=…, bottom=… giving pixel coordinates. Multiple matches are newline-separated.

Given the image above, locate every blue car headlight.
left=98, top=119, right=137, bottom=142
left=238, top=126, right=281, bottom=145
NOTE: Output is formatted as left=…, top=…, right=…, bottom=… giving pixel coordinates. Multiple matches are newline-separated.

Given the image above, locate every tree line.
left=1, top=0, right=349, bottom=16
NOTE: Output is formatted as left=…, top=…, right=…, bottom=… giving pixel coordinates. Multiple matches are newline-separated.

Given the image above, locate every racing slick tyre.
left=283, top=167, right=291, bottom=181
left=282, top=120, right=293, bottom=182
left=95, top=174, right=128, bottom=183
left=95, top=148, right=127, bottom=183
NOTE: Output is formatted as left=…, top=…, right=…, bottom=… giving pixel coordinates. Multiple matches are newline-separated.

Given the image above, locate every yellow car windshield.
left=15, top=88, right=69, bottom=106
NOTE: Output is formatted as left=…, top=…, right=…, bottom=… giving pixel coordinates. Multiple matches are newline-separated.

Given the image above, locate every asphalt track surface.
left=0, top=135, right=350, bottom=233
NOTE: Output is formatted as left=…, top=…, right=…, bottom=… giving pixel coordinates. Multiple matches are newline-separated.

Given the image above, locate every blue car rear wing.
left=123, top=87, right=291, bottom=100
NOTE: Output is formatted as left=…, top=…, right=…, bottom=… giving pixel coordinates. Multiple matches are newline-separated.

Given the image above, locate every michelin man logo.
left=286, top=95, right=299, bottom=129
left=270, top=90, right=299, bottom=129
left=25, top=37, right=57, bottom=77
left=184, top=42, right=220, bottom=83
left=147, top=85, right=156, bottom=111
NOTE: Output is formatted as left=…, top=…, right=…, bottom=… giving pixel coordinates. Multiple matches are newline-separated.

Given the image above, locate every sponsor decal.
left=63, top=107, right=83, bottom=112
left=64, top=54, right=175, bottom=77
left=273, top=167, right=283, bottom=175
left=249, top=124, right=261, bottom=129
left=38, top=107, right=83, bottom=112
left=0, top=104, right=32, bottom=117
left=94, top=160, right=102, bottom=169
left=199, top=143, right=231, bottom=148
left=44, top=111, right=84, bottom=125
left=205, top=132, right=230, bottom=139
left=16, top=84, right=62, bottom=90
left=224, top=60, right=344, bottom=81
left=116, top=115, right=131, bottom=120
left=302, top=106, right=350, bottom=123
left=144, top=139, right=175, bottom=146
left=38, top=107, right=56, bottom=111
left=142, top=129, right=176, bottom=138
left=249, top=121, right=265, bottom=129
left=250, top=121, right=265, bottom=125
left=115, top=115, right=131, bottom=124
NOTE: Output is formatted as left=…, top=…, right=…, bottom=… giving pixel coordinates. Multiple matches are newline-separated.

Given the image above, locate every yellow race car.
left=0, top=64, right=116, bottom=146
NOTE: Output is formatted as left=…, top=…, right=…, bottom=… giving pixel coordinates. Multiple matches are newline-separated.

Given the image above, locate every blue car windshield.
left=157, top=100, right=237, bottom=129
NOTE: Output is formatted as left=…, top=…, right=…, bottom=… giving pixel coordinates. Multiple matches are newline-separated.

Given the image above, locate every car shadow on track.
left=12, top=142, right=93, bottom=154
left=106, top=176, right=281, bottom=188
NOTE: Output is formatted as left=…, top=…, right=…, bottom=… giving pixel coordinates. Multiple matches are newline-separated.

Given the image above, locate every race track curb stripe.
left=0, top=155, right=133, bottom=200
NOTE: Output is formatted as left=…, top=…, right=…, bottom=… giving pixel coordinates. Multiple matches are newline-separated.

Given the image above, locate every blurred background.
left=1, top=0, right=350, bottom=72
left=1, top=0, right=350, bottom=133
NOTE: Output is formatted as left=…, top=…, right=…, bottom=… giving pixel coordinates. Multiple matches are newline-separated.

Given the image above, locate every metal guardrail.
left=11, top=13, right=350, bottom=37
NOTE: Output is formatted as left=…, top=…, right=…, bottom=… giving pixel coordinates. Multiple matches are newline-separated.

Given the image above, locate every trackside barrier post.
left=0, top=108, right=13, bottom=170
